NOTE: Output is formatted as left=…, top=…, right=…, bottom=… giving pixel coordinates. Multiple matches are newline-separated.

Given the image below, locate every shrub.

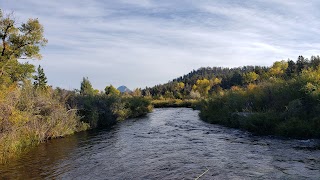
left=0, top=82, right=89, bottom=163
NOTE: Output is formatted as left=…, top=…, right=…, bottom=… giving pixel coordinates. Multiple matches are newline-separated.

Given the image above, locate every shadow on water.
left=0, top=108, right=319, bottom=179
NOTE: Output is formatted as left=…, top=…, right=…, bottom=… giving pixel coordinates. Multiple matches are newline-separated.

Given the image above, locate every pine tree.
left=80, top=77, right=94, bottom=95
left=33, top=65, right=47, bottom=89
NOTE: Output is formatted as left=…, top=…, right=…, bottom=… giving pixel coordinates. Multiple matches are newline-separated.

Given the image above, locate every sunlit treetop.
left=0, top=9, right=47, bottom=85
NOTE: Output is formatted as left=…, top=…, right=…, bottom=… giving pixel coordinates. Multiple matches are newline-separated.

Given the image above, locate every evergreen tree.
left=310, top=55, right=320, bottom=69
left=296, top=55, right=308, bottom=73
left=286, top=60, right=296, bottom=77
left=80, top=77, right=94, bottom=95
left=33, top=65, right=47, bottom=89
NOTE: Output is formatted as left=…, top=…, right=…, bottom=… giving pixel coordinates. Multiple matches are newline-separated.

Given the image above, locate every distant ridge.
left=117, top=86, right=131, bottom=93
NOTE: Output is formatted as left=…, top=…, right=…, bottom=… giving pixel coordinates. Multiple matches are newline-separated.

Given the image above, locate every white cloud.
left=2, top=0, right=320, bottom=89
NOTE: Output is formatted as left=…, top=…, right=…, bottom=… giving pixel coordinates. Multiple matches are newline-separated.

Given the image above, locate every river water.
left=1, top=108, right=319, bottom=179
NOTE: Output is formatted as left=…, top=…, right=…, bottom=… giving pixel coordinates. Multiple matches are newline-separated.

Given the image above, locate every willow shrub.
left=73, top=95, right=153, bottom=128
left=199, top=75, right=320, bottom=138
left=0, top=82, right=89, bottom=163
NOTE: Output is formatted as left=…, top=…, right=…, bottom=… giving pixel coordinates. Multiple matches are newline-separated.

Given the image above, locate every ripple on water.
left=0, top=108, right=320, bottom=179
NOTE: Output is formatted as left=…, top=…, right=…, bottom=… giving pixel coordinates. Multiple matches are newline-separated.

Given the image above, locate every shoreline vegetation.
left=152, top=99, right=199, bottom=108
left=145, top=56, right=320, bottom=139
left=0, top=80, right=153, bottom=163
left=1, top=10, right=320, bottom=164
left=198, top=60, right=320, bottom=139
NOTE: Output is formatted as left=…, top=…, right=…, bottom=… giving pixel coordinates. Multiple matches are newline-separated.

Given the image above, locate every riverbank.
left=0, top=84, right=89, bottom=163
left=199, top=74, right=320, bottom=139
left=1, top=108, right=319, bottom=179
left=152, top=99, right=199, bottom=108
left=0, top=85, right=152, bottom=163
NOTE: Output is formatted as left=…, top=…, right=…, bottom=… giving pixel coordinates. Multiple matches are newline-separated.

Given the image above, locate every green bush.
left=73, top=95, right=153, bottom=128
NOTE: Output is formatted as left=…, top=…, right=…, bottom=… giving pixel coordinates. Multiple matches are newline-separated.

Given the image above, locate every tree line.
left=144, top=55, right=320, bottom=101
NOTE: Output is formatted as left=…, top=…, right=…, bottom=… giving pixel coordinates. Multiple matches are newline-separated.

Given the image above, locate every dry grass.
left=0, top=82, right=89, bottom=163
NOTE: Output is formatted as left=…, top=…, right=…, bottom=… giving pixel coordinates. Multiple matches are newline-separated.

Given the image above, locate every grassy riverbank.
left=199, top=67, right=320, bottom=139
left=0, top=84, right=152, bottom=163
left=0, top=83, right=89, bottom=163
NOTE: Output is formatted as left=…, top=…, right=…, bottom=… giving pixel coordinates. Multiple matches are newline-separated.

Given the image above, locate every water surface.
left=1, top=108, right=319, bottom=179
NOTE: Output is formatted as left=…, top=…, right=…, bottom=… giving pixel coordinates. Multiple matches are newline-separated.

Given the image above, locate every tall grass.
left=0, top=84, right=153, bottom=163
left=0, top=82, right=89, bottom=163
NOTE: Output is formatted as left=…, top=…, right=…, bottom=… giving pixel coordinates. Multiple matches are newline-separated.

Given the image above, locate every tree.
left=132, top=88, right=142, bottom=97
left=310, top=55, right=320, bottom=69
left=189, top=90, right=201, bottom=99
left=0, top=10, right=47, bottom=84
left=93, top=89, right=100, bottom=95
left=269, top=60, right=288, bottom=77
left=105, top=85, right=120, bottom=96
left=143, top=88, right=151, bottom=97
left=80, top=77, right=94, bottom=95
left=211, top=78, right=222, bottom=86
left=192, top=78, right=211, bottom=97
left=230, top=71, right=243, bottom=86
left=296, top=55, right=308, bottom=73
left=163, top=91, right=174, bottom=99
left=286, top=60, right=296, bottom=77
left=243, top=72, right=259, bottom=84
left=175, top=82, right=185, bottom=91
left=33, top=65, right=47, bottom=89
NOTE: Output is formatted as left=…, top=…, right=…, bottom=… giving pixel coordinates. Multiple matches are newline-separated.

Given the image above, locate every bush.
left=73, top=95, right=153, bottom=128
left=0, top=82, right=89, bottom=163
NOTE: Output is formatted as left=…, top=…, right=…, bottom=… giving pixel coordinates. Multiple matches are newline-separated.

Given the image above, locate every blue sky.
left=2, top=0, right=320, bottom=90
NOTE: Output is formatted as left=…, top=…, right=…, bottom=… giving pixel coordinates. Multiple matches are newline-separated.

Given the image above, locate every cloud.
left=2, top=0, right=320, bottom=89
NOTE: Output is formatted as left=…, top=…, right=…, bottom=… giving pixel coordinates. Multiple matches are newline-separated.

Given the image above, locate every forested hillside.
left=145, top=55, right=320, bottom=100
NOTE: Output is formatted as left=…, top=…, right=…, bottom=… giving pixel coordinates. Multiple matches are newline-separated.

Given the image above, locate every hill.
left=117, top=86, right=131, bottom=93
left=144, top=65, right=269, bottom=98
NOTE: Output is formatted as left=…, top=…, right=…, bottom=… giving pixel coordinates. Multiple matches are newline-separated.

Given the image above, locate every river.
left=0, top=108, right=319, bottom=179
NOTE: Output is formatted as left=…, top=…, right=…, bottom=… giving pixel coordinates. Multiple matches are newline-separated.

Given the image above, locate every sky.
left=2, top=0, right=320, bottom=90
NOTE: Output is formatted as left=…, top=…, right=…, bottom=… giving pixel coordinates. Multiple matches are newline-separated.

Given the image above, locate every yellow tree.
left=243, top=72, right=259, bottom=84
left=269, top=60, right=288, bottom=77
left=174, top=82, right=185, bottom=99
left=211, top=77, right=222, bottom=86
left=176, top=82, right=185, bottom=90
left=192, top=78, right=211, bottom=97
